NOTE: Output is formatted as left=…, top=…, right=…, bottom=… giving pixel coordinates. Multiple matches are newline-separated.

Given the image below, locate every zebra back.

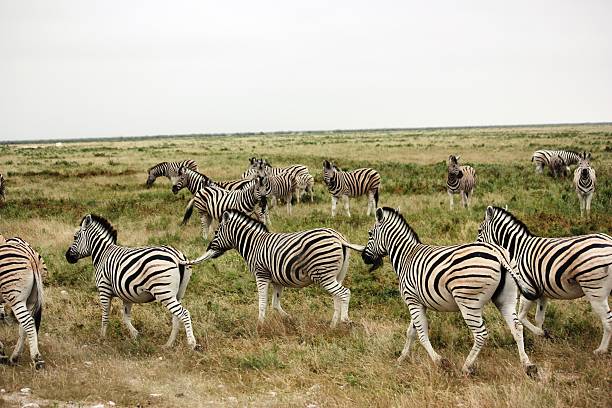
left=532, top=150, right=580, bottom=167
left=323, top=160, right=380, bottom=198
left=146, top=159, right=199, bottom=187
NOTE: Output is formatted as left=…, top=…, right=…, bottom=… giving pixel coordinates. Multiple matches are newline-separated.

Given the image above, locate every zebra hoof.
left=525, top=364, right=538, bottom=378
left=193, top=343, right=204, bottom=352
left=461, top=365, right=476, bottom=376
left=0, top=355, right=9, bottom=365
left=34, top=358, right=45, bottom=370
left=593, top=348, right=608, bottom=355
left=543, top=329, right=553, bottom=339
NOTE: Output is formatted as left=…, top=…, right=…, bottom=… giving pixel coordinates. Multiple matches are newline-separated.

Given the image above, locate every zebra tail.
left=374, top=189, right=379, bottom=208
left=32, top=266, right=44, bottom=333
left=181, top=198, right=195, bottom=226
left=342, top=242, right=365, bottom=252
left=501, top=259, right=539, bottom=301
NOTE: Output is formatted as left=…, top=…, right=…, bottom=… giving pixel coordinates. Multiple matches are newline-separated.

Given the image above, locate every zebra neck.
left=230, top=227, right=265, bottom=262
left=91, top=239, right=113, bottom=265
left=187, top=175, right=205, bottom=194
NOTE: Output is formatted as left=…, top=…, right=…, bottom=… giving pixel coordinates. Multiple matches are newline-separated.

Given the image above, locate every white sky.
left=1, top=0, right=611, bottom=141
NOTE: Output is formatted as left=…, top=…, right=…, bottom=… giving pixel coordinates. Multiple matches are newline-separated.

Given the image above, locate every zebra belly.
left=542, top=281, right=583, bottom=300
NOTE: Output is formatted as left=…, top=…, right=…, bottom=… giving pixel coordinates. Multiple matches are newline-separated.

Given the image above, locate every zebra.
left=0, top=173, right=5, bottom=204
left=181, top=210, right=365, bottom=327
left=241, top=157, right=309, bottom=180
left=477, top=206, right=612, bottom=354
left=322, top=160, right=380, bottom=217
left=573, top=152, right=596, bottom=218
left=255, top=161, right=297, bottom=215
left=295, top=172, right=315, bottom=203
left=447, top=155, right=476, bottom=210
left=361, top=207, right=539, bottom=375
left=181, top=176, right=270, bottom=239
left=548, top=155, right=568, bottom=179
left=146, top=159, right=198, bottom=188
left=65, top=214, right=198, bottom=349
left=531, top=150, right=580, bottom=174
left=171, top=167, right=252, bottom=196
left=0, top=233, right=46, bottom=369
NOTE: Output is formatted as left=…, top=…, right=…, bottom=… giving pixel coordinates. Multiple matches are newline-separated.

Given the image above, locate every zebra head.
left=578, top=152, right=593, bottom=177
left=172, top=167, right=211, bottom=194
left=477, top=205, right=531, bottom=246
left=146, top=162, right=165, bottom=188
left=242, top=157, right=264, bottom=179
left=253, top=175, right=270, bottom=211
left=66, top=214, right=117, bottom=264
left=322, top=160, right=338, bottom=187
left=447, top=155, right=463, bottom=187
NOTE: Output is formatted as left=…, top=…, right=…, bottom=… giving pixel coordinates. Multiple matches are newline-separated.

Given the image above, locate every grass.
left=0, top=124, right=611, bottom=407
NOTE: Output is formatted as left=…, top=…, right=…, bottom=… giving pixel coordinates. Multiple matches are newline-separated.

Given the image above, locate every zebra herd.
left=0, top=149, right=610, bottom=379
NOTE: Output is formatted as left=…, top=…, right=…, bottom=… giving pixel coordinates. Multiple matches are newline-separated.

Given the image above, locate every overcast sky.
left=1, top=1, right=610, bottom=141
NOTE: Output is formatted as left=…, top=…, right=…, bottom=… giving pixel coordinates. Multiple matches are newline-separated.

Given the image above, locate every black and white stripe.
left=182, top=210, right=364, bottom=327
left=295, top=173, right=315, bottom=203
left=548, top=155, right=568, bottom=178
left=241, top=157, right=309, bottom=180
left=362, top=207, right=538, bottom=375
left=573, top=152, right=596, bottom=218
left=447, top=155, right=476, bottom=210
left=146, top=159, right=198, bottom=187
left=171, top=167, right=251, bottom=196
left=531, top=150, right=580, bottom=174
left=65, top=214, right=198, bottom=349
left=0, top=234, right=46, bottom=369
left=181, top=177, right=269, bottom=239
left=322, top=160, right=380, bottom=217
left=477, top=206, right=612, bottom=354
left=256, top=162, right=298, bottom=216
left=0, top=173, right=5, bottom=204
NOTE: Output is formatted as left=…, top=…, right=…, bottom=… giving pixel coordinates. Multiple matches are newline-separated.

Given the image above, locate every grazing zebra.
left=65, top=214, right=198, bottom=349
left=182, top=210, right=365, bottom=327
left=0, top=234, right=46, bottom=369
left=477, top=206, right=612, bottom=354
left=361, top=207, right=538, bottom=375
left=0, top=173, right=5, bottom=204
left=573, top=152, right=596, bottom=218
left=295, top=173, right=315, bottom=203
left=322, top=160, right=380, bottom=217
left=171, top=167, right=252, bottom=196
left=256, top=161, right=297, bottom=215
left=146, top=159, right=198, bottom=188
left=447, top=155, right=476, bottom=210
left=548, top=155, right=568, bottom=179
left=531, top=150, right=580, bottom=174
left=241, top=157, right=309, bottom=180
left=181, top=176, right=269, bottom=239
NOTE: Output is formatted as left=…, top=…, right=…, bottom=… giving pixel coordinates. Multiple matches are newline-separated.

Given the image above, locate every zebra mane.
left=84, top=214, right=118, bottom=243
left=226, top=210, right=269, bottom=233
left=491, top=207, right=533, bottom=237
left=381, top=207, right=421, bottom=243
left=147, top=161, right=167, bottom=173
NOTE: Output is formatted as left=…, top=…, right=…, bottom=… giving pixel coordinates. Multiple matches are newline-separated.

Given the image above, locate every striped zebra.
left=531, top=150, right=580, bottom=174
left=477, top=206, right=612, bottom=354
left=181, top=176, right=269, bottom=239
left=361, top=207, right=538, bottom=375
left=548, top=155, right=568, bottom=179
left=65, top=214, right=198, bottom=349
left=0, top=234, right=46, bottom=369
left=573, top=152, right=596, bottom=218
left=256, top=161, right=297, bottom=215
left=146, top=159, right=198, bottom=188
left=295, top=173, right=315, bottom=203
left=447, top=155, right=476, bottom=210
left=241, top=157, right=309, bottom=180
left=322, top=160, right=380, bottom=217
left=0, top=173, right=5, bottom=204
left=181, top=210, right=365, bottom=327
left=171, top=167, right=252, bottom=196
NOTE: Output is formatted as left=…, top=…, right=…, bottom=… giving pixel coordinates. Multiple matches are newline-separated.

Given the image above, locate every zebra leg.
left=342, top=195, right=351, bottom=217
left=317, top=277, right=351, bottom=327
left=461, top=191, right=467, bottom=208
left=518, top=296, right=545, bottom=336
left=99, top=293, right=112, bottom=337
left=586, top=192, right=593, bottom=219
left=164, top=315, right=180, bottom=348
left=256, top=278, right=270, bottom=324
left=271, top=284, right=290, bottom=319
left=331, top=196, right=338, bottom=217
left=309, top=185, right=314, bottom=202
left=155, top=294, right=196, bottom=349
left=366, top=191, right=374, bottom=216
left=397, top=322, right=417, bottom=364
left=493, top=279, right=537, bottom=375
left=407, top=304, right=443, bottom=365
left=448, top=191, right=454, bottom=210
left=121, top=301, right=139, bottom=339
left=578, top=194, right=586, bottom=218
left=10, top=301, right=43, bottom=368
left=534, top=297, right=548, bottom=332
left=0, top=338, right=6, bottom=364
left=331, top=296, right=340, bottom=327
left=457, top=303, right=488, bottom=375
left=286, top=193, right=292, bottom=215
left=582, top=279, right=612, bottom=354
left=201, top=215, right=212, bottom=240
left=0, top=302, right=5, bottom=322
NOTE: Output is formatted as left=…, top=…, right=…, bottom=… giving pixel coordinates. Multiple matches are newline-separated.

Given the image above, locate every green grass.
left=0, top=124, right=611, bottom=407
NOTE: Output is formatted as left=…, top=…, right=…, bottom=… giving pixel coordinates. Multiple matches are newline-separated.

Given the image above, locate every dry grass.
left=1, top=125, right=611, bottom=407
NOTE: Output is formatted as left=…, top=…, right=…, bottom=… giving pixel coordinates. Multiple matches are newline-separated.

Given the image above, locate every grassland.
left=0, top=125, right=610, bottom=407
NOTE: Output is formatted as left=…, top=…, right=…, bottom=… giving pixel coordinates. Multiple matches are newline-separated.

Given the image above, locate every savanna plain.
left=0, top=125, right=611, bottom=407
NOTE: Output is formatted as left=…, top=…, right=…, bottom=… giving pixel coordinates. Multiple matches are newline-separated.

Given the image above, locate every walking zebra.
left=171, top=167, right=252, bottom=196
left=146, top=159, right=198, bottom=187
left=0, top=173, right=5, bottom=204
left=477, top=206, right=612, bottom=354
left=361, top=207, right=538, bottom=375
left=0, top=234, right=46, bottom=369
left=182, top=210, right=365, bottom=327
left=322, top=160, right=380, bottom=217
left=241, top=157, right=309, bottom=180
left=295, top=173, right=315, bottom=203
left=65, top=214, right=198, bottom=349
left=181, top=176, right=269, bottom=239
left=447, top=155, right=476, bottom=210
left=531, top=150, right=580, bottom=174
left=573, top=152, right=596, bottom=218
left=548, top=155, right=568, bottom=179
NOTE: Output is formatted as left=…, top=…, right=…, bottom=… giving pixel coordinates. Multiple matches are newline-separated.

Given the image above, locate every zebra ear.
left=375, top=208, right=384, bottom=222
left=504, top=205, right=508, bottom=211
left=222, top=211, right=231, bottom=223
left=486, top=206, right=494, bottom=219
left=83, top=214, right=93, bottom=228
left=178, top=166, right=185, bottom=176
left=456, top=155, right=460, bottom=162
left=586, top=152, right=592, bottom=160
left=396, top=206, right=401, bottom=214
left=323, top=160, right=330, bottom=169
